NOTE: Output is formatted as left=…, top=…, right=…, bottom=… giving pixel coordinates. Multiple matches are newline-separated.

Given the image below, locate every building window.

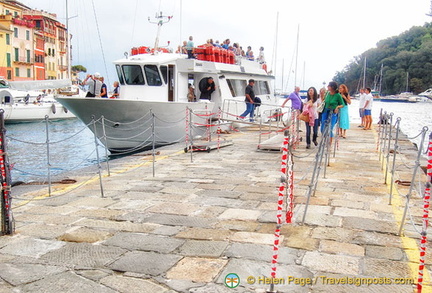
left=6, top=53, right=11, bottom=67
left=13, top=27, right=18, bottom=38
left=26, top=30, right=30, bottom=40
left=14, top=11, right=18, bottom=17
left=52, top=49, right=55, bottom=57
left=7, top=70, right=11, bottom=80
left=15, top=68, right=19, bottom=77
left=27, top=69, right=31, bottom=78
left=48, top=48, right=51, bottom=56
left=6, top=34, right=10, bottom=45
left=5, top=9, right=10, bottom=15
left=26, top=50, right=30, bottom=63
left=14, top=48, right=19, bottom=62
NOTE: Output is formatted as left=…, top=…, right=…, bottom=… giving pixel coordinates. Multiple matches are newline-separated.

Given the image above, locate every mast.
left=148, top=12, right=172, bottom=53
left=362, top=57, right=366, bottom=88
left=294, top=24, right=299, bottom=87
left=378, top=63, right=383, bottom=93
left=66, top=0, right=70, bottom=79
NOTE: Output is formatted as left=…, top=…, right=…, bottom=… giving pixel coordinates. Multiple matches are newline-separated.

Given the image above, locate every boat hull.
left=1, top=102, right=76, bottom=123
left=55, top=97, right=215, bottom=152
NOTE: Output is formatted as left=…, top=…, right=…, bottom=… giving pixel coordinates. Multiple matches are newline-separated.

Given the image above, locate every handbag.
left=298, top=112, right=309, bottom=123
left=317, top=101, right=325, bottom=113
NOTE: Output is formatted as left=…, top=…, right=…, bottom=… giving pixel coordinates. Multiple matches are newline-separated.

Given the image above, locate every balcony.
left=58, top=65, right=68, bottom=71
left=13, top=56, right=34, bottom=65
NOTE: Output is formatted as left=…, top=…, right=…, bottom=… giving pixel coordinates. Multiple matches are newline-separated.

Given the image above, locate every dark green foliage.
left=71, top=65, right=87, bottom=73
left=333, top=22, right=432, bottom=95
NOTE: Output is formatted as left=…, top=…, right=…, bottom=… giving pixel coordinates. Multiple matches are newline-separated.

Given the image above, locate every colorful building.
left=0, top=0, right=70, bottom=81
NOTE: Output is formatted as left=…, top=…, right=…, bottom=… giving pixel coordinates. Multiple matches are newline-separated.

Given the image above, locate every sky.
left=20, top=0, right=432, bottom=92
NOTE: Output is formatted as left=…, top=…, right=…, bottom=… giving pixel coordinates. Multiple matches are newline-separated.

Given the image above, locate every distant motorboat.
left=419, top=88, right=432, bottom=99
left=0, top=78, right=77, bottom=123
left=379, top=94, right=418, bottom=103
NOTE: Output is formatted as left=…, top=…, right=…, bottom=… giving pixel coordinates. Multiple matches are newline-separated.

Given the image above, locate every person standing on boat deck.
left=363, top=87, right=373, bottom=130
left=281, top=86, right=302, bottom=110
left=83, top=72, right=102, bottom=97
left=358, top=88, right=366, bottom=128
left=112, top=81, right=120, bottom=98
left=186, top=36, right=194, bottom=59
left=187, top=83, right=196, bottom=102
left=99, top=77, right=108, bottom=98
left=320, top=81, right=344, bottom=145
left=239, top=79, right=256, bottom=122
left=198, top=77, right=215, bottom=100
left=258, top=47, right=265, bottom=64
left=222, top=39, right=230, bottom=49
left=303, top=87, right=319, bottom=148
left=246, top=46, right=254, bottom=61
left=338, top=84, right=351, bottom=138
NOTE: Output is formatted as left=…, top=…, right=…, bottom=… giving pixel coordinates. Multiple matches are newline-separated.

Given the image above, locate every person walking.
left=338, top=84, right=351, bottom=138
left=239, top=79, right=256, bottom=122
left=363, top=87, right=373, bottom=130
left=321, top=81, right=344, bottom=145
left=303, top=87, right=319, bottom=148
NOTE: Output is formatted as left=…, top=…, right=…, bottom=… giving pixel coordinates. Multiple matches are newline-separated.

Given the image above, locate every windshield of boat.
left=122, top=65, right=145, bottom=85
left=0, top=79, right=9, bottom=88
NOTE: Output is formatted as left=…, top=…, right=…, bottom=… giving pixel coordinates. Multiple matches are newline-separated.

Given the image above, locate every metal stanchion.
left=389, top=117, right=401, bottom=205
left=381, top=112, right=389, bottom=168
left=151, top=111, right=156, bottom=177
left=384, top=113, right=394, bottom=184
left=399, top=127, right=429, bottom=235
left=44, top=115, right=52, bottom=196
left=0, top=110, right=13, bottom=235
left=101, top=116, right=110, bottom=176
left=91, top=116, right=104, bottom=198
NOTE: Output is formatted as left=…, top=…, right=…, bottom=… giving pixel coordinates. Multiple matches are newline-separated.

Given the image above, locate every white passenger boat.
left=0, top=79, right=77, bottom=123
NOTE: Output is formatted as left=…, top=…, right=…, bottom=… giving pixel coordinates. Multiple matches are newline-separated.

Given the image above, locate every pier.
left=1, top=122, right=431, bottom=293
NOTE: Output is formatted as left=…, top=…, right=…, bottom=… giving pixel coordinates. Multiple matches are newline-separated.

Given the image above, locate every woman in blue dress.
left=338, top=84, right=351, bottom=138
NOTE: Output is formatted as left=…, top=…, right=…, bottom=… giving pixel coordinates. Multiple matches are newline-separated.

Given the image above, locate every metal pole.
left=189, top=108, right=193, bottom=162
left=399, top=127, right=429, bottom=235
left=389, top=117, right=401, bottom=205
left=384, top=113, right=394, bottom=183
left=101, top=116, right=110, bottom=176
left=381, top=112, right=389, bottom=169
left=45, top=115, right=51, bottom=196
left=91, top=116, right=104, bottom=198
left=151, top=111, right=156, bottom=177
left=0, top=110, right=13, bottom=235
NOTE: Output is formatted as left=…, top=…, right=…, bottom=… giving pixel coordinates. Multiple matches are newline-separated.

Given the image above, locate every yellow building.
left=0, top=19, right=13, bottom=79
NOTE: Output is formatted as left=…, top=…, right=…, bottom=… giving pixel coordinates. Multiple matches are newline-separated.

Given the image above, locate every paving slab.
left=0, top=263, right=68, bottom=286
left=166, top=257, right=227, bottom=283
left=100, top=275, right=169, bottom=293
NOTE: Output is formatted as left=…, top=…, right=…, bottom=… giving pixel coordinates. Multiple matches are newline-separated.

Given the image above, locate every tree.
left=71, top=65, right=87, bottom=73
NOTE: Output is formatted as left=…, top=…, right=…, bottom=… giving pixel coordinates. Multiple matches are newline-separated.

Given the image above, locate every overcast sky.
left=22, top=0, right=432, bottom=91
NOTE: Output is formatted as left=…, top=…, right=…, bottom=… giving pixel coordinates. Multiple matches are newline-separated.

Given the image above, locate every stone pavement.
left=1, top=123, right=430, bottom=293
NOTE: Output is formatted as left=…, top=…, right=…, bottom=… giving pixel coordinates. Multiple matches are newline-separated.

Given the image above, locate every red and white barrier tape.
left=418, top=135, right=432, bottom=293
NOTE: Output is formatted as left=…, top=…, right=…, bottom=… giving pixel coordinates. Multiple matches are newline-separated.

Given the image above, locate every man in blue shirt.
left=281, top=86, right=302, bottom=110
left=186, top=36, right=194, bottom=59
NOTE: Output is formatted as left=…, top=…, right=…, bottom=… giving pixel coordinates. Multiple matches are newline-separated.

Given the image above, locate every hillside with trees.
left=333, top=22, right=432, bottom=96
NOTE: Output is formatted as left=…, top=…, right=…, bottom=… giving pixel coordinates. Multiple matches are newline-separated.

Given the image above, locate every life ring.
left=51, top=103, right=56, bottom=114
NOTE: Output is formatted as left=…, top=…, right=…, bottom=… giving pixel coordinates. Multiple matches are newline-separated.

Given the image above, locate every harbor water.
left=5, top=99, right=432, bottom=183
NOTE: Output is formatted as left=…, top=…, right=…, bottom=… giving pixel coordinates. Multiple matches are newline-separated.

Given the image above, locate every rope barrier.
left=417, top=132, right=432, bottom=293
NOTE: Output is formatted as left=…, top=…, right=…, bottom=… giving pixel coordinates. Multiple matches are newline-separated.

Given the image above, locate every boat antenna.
left=148, top=12, right=172, bottom=53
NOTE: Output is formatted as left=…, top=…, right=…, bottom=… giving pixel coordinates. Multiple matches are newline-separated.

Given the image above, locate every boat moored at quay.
left=55, top=47, right=279, bottom=153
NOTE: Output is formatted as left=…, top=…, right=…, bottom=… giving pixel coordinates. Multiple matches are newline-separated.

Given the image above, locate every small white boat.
left=0, top=78, right=77, bottom=123
left=419, top=88, right=432, bottom=99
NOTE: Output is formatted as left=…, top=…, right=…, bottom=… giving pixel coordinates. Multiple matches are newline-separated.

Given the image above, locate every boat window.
left=256, top=81, right=270, bottom=95
left=122, top=65, right=145, bottom=85
left=116, top=65, right=125, bottom=85
left=144, top=65, right=162, bottom=86
left=226, top=79, right=246, bottom=97
left=160, top=65, right=168, bottom=84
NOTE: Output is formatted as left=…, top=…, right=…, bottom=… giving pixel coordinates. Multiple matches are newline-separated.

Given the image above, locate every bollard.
left=417, top=132, right=432, bottom=293
left=91, top=116, right=104, bottom=198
